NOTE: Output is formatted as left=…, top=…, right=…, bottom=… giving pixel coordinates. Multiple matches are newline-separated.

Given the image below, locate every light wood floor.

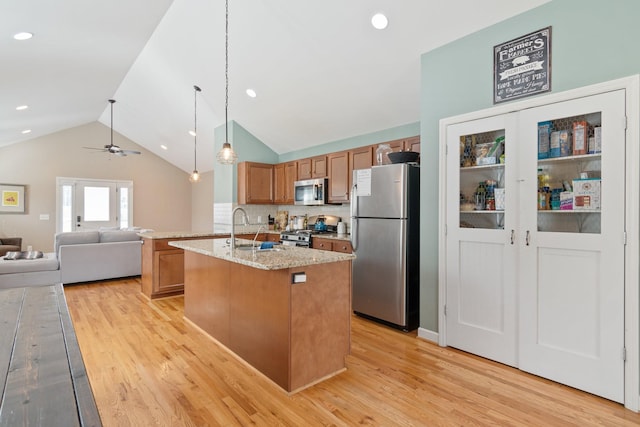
left=64, top=278, right=640, bottom=426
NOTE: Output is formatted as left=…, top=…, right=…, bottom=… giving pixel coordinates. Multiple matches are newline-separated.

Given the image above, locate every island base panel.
left=183, top=251, right=351, bottom=392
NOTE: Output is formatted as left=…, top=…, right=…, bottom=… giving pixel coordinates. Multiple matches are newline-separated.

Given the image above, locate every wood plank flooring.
left=64, top=278, right=640, bottom=426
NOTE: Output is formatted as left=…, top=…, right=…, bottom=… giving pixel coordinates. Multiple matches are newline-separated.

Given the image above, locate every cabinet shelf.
left=461, top=163, right=505, bottom=172
left=538, top=153, right=601, bottom=164
left=460, top=210, right=505, bottom=214
left=538, top=209, right=600, bottom=214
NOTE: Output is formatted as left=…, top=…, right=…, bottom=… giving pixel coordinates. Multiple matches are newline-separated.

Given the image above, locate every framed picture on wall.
left=0, top=184, right=26, bottom=213
left=494, top=26, right=552, bottom=104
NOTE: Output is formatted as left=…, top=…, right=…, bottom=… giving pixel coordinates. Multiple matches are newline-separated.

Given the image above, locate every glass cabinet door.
left=535, top=112, right=602, bottom=234
left=517, top=89, right=626, bottom=403
left=447, top=114, right=517, bottom=233
left=444, top=113, right=518, bottom=367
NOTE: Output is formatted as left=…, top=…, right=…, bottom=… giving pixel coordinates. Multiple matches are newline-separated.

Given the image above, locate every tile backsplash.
left=213, top=203, right=351, bottom=233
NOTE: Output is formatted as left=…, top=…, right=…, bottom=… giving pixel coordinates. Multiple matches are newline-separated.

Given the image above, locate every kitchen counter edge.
left=169, top=238, right=354, bottom=270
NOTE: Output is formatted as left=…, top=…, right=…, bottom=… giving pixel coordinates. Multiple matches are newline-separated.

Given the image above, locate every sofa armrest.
left=1, top=237, right=22, bottom=247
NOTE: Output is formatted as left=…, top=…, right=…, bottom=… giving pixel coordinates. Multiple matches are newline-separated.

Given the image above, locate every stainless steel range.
left=279, top=214, right=342, bottom=248
left=280, top=230, right=312, bottom=247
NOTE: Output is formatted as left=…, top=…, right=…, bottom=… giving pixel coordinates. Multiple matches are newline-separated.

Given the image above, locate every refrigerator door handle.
left=350, top=183, right=358, bottom=251
left=351, top=218, right=358, bottom=251
left=351, top=183, right=358, bottom=218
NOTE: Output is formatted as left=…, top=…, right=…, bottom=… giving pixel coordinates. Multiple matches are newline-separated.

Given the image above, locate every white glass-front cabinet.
left=445, top=113, right=518, bottom=367
left=517, top=90, right=625, bottom=403
left=442, top=88, right=628, bottom=403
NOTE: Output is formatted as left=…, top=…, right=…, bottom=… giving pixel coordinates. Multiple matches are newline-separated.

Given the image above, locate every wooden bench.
left=0, top=284, right=101, bottom=426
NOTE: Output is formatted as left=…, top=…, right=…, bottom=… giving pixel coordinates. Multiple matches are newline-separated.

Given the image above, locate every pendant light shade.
left=216, top=0, right=238, bottom=165
left=189, top=85, right=202, bottom=183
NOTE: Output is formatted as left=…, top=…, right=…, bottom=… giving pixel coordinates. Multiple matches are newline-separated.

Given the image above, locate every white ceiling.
left=1, top=0, right=550, bottom=173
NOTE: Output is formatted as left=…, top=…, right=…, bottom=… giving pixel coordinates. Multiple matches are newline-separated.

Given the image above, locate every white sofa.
left=0, top=230, right=143, bottom=289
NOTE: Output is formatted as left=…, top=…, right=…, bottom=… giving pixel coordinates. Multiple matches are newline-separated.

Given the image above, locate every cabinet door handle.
left=525, top=230, right=530, bottom=246
left=510, top=229, right=515, bottom=245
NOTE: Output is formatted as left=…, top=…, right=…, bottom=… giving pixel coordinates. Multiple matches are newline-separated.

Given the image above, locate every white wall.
left=0, top=122, right=194, bottom=251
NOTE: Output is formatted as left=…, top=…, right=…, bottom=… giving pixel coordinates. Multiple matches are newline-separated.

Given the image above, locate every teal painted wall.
left=213, top=121, right=278, bottom=204
left=278, top=122, right=420, bottom=162
left=213, top=120, right=419, bottom=204
left=420, top=0, right=640, bottom=332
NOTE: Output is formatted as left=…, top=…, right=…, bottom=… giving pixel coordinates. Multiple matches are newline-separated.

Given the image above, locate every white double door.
left=444, top=89, right=626, bottom=403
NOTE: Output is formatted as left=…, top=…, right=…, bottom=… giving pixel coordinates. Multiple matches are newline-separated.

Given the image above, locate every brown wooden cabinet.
left=386, top=136, right=421, bottom=153
left=311, top=237, right=352, bottom=253
left=274, top=161, right=297, bottom=204
left=327, top=151, right=350, bottom=203
left=404, top=136, right=421, bottom=153
left=350, top=145, right=374, bottom=171
left=265, top=233, right=282, bottom=242
left=183, top=251, right=351, bottom=392
left=141, top=235, right=215, bottom=299
left=388, top=139, right=405, bottom=152
left=238, top=162, right=273, bottom=204
left=298, top=155, right=327, bottom=180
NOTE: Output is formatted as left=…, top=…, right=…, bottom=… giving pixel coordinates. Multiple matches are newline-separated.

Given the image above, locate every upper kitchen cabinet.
left=350, top=145, right=374, bottom=171
left=404, top=136, right=421, bottom=153
left=238, top=162, right=273, bottom=204
left=327, top=151, right=350, bottom=203
left=273, top=161, right=297, bottom=205
left=387, top=136, right=421, bottom=153
left=298, top=155, right=327, bottom=180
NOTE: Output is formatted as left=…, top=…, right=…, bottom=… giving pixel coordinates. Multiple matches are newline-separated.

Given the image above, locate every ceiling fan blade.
left=83, top=146, right=108, bottom=151
left=120, top=149, right=141, bottom=155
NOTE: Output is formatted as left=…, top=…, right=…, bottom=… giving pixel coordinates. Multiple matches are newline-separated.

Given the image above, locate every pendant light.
left=189, top=85, right=202, bottom=183
left=216, top=0, right=238, bottom=165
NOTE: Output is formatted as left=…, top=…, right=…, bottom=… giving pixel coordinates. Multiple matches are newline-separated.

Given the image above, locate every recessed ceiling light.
left=160, top=144, right=168, bottom=150
left=13, top=32, right=33, bottom=41
left=246, top=89, right=257, bottom=98
left=21, top=129, right=31, bottom=134
left=16, top=105, right=29, bottom=111
left=371, top=13, right=388, bottom=30
left=188, top=130, right=196, bottom=137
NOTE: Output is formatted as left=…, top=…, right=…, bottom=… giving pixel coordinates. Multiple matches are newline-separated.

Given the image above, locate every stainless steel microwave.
left=294, top=178, right=328, bottom=205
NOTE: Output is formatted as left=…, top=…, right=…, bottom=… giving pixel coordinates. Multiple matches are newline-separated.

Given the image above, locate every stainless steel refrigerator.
left=350, top=163, right=420, bottom=331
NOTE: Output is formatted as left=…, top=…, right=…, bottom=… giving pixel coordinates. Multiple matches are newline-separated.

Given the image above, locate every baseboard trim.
left=417, top=327, right=438, bottom=344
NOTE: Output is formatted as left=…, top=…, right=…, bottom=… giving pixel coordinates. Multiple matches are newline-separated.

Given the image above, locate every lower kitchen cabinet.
left=141, top=235, right=216, bottom=299
left=440, top=79, right=636, bottom=405
left=312, top=237, right=352, bottom=253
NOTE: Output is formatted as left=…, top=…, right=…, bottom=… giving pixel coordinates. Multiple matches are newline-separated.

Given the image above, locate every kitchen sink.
left=234, top=245, right=282, bottom=252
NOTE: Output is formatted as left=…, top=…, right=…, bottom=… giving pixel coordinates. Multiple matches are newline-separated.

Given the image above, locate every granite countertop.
left=312, top=233, right=351, bottom=242
left=169, top=238, right=355, bottom=270
left=138, top=229, right=280, bottom=239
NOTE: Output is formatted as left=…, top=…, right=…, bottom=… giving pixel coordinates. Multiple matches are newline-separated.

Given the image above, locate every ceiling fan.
left=84, top=99, right=141, bottom=156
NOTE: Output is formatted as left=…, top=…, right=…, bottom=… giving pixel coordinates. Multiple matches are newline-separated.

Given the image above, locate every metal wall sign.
left=494, top=27, right=551, bottom=104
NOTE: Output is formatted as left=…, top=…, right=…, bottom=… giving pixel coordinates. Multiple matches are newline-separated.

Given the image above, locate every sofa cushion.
left=0, top=253, right=58, bottom=274
left=99, top=230, right=141, bottom=243
left=54, top=231, right=100, bottom=254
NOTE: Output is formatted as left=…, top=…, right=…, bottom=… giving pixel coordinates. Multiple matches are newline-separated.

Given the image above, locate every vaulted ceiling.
left=1, top=0, right=550, bottom=173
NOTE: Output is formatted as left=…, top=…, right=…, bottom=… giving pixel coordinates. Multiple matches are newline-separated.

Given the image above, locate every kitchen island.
left=138, top=230, right=279, bottom=299
left=169, top=238, right=354, bottom=393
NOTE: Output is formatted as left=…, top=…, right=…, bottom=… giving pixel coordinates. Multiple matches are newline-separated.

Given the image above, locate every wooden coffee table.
left=0, top=284, right=101, bottom=426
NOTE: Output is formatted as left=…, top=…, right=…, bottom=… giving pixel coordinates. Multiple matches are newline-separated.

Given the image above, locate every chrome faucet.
left=252, top=224, right=265, bottom=251
left=231, top=207, right=249, bottom=251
